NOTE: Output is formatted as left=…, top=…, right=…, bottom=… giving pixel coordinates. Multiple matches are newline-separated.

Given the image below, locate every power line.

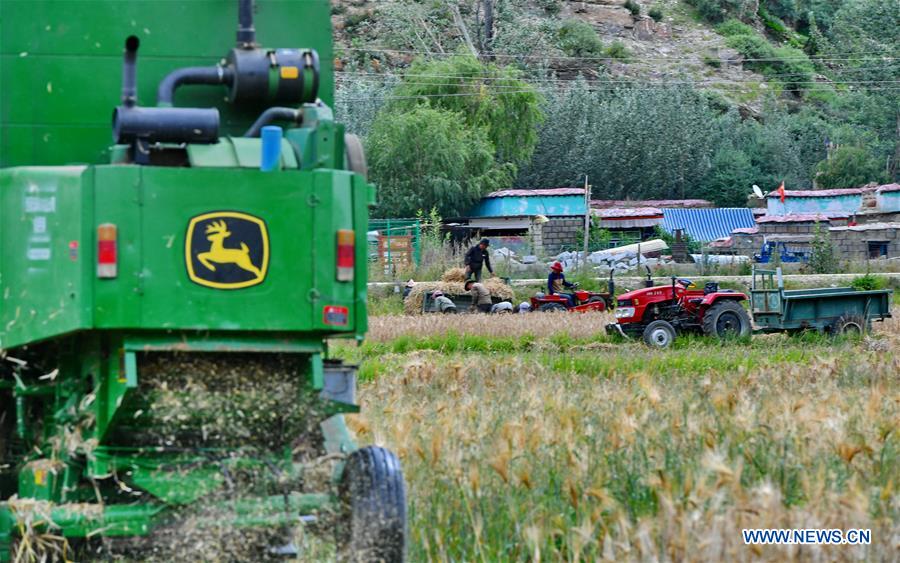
left=335, top=45, right=899, bottom=63
left=337, top=85, right=900, bottom=102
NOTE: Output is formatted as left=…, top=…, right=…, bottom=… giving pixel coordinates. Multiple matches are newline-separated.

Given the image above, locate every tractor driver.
left=548, top=261, right=576, bottom=307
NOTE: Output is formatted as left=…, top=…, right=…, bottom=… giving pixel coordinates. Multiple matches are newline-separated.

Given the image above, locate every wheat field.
left=335, top=314, right=900, bottom=562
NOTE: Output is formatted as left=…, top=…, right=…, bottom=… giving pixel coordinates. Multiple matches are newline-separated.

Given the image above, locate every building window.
left=868, top=241, right=888, bottom=259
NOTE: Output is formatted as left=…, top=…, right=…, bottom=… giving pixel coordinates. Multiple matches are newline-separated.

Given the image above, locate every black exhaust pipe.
left=122, top=35, right=140, bottom=107
left=157, top=66, right=235, bottom=106
left=113, top=36, right=220, bottom=150
left=244, top=107, right=302, bottom=137
left=237, top=0, right=255, bottom=47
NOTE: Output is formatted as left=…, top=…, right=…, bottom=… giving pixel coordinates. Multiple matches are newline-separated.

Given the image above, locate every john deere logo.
left=185, top=211, right=269, bottom=289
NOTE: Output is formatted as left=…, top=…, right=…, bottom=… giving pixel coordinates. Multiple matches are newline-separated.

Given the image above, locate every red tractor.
left=531, top=270, right=615, bottom=312
left=606, top=274, right=752, bottom=348
left=531, top=285, right=613, bottom=312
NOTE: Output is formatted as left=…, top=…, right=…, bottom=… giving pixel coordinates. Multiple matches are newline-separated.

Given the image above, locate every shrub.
left=606, top=41, right=631, bottom=61
left=702, top=54, right=722, bottom=68
left=536, top=0, right=561, bottom=15
left=851, top=274, right=884, bottom=291
left=624, top=0, right=641, bottom=16
left=716, top=18, right=755, bottom=37
left=686, top=0, right=756, bottom=23
left=343, top=11, right=371, bottom=30
left=724, top=33, right=814, bottom=90
left=648, top=5, right=664, bottom=22
left=557, top=19, right=605, bottom=57
left=808, top=224, right=838, bottom=274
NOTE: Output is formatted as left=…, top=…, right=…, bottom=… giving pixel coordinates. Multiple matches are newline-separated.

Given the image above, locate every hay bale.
left=404, top=278, right=514, bottom=314
left=441, top=267, right=467, bottom=283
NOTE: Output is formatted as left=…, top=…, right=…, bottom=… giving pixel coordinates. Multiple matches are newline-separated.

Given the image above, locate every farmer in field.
left=431, top=290, right=457, bottom=314
left=465, top=279, right=493, bottom=313
left=548, top=261, right=576, bottom=307
left=464, top=238, right=493, bottom=282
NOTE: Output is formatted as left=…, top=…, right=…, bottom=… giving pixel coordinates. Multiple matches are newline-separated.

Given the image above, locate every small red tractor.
left=531, top=285, right=614, bottom=312
left=606, top=274, right=752, bottom=348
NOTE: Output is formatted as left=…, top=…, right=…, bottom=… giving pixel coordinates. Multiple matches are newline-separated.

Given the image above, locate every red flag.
left=776, top=181, right=786, bottom=203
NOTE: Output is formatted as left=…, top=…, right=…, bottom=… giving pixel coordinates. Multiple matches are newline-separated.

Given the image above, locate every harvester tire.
left=345, top=134, right=368, bottom=180
left=538, top=302, right=567, bottom=313
left=702, top=300, right=751, bottom=340
left=642, top=320, right=676, bottom=349
left=833, top=315, right=867, bottom=337
left=337, top=446, right=407, bottom=562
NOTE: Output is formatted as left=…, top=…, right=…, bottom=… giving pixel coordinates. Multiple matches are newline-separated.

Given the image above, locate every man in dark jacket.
left=464, top=238, right=493, bottom=281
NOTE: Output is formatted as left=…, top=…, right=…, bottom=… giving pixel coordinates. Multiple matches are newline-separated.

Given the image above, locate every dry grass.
left=344, top=315, right=900, bottom=561
left=368, top=310, right=614, bottom=342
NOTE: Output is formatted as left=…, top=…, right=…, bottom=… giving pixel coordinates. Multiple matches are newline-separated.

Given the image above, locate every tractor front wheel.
left=702, top=301, right=751, bottom=340
left=642, top=320, right=677, bottom=349
left=337, top=446, right=407, bottom=562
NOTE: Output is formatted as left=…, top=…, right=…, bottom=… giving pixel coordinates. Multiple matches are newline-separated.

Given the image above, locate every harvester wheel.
left=642, top=320, right=676, bottom=349
left=833, top=315, right=867, bottom=337
left=345, top=134, right=368, bottom=180
left=538, top=302, right=567, bottom=313
left=702, top=300, right=751, bottom=340
left=337, top=446, right=407, bottom=562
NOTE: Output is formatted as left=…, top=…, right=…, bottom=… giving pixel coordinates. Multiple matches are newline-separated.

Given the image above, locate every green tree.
left=808, top=223, right=838, bottom=274
left=390, top=55, right=543, bottom=167
left=367, top=106, right=513, bottom=218
left=815, top=146, right=887, bottom=189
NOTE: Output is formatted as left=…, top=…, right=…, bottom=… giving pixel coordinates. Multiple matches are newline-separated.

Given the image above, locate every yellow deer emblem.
left=197, top=219, right=262, bottom=278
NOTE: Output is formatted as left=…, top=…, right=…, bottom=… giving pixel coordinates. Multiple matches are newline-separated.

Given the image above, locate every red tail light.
left=336, top=229, right=354, bottom=282
left=97, top=223, right=117, bottom=278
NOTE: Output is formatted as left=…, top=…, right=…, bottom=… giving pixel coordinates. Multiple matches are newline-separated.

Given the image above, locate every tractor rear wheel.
left=539, top=302, right=567, bottom=313
left=642, top=320, right=677, bottom=349
left=833, top=315, right=867, bottom=337
left=702, top=301, right=751, bottom=340
left=337, top=446, right=407, bottom=562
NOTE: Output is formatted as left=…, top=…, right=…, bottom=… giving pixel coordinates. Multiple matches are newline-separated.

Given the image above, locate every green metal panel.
left=0, top=0, right=334, bottom=167
left=312, top=171, right=356, bottom=332
left=0, top=166, right=92, bottom=349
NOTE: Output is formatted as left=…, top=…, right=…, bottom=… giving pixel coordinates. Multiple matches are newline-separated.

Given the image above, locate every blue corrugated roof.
left=661, top=208, right=756, bottom=242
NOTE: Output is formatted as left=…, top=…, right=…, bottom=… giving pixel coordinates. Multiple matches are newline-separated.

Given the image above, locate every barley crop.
left=342, top=315, right=900, bottom=561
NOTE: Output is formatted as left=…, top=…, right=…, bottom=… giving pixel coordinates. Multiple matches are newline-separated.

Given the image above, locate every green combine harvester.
left=0, top=0, right=406, bottom=560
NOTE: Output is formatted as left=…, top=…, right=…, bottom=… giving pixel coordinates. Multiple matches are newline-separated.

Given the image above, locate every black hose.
left=237, top=0, right=255, bottom=46
left=243, top=107, right=302, bottom=137
left=156, top=66, right=234, bottom=106
left=122, top=35, right=140, bottom=107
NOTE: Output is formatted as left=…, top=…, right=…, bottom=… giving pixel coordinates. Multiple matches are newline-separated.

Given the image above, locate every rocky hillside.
left=332, top=0, right=800, bottom=112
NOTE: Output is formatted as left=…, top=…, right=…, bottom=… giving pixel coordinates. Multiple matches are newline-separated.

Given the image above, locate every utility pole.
left=582, top=175, right=590, bottom=274
left=482, top=0, right=494, bottom=59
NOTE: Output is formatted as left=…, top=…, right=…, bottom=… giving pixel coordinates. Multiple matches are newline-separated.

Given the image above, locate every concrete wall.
left=830, top=228, right=900, bottom=260
left=540, top=217, right=583, bottom=254
left=877, top=191, right=900, bottom=213
left=470, top=196, right=586, bottom=217
left=734, top=224, right=900, bottom=261
left=767, top=195, right=861, bottom=215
